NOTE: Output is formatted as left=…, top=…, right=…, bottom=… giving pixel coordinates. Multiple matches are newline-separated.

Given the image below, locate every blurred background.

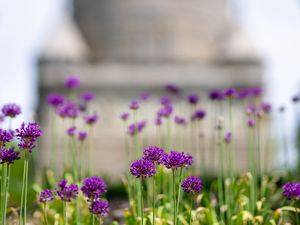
left=0, top=0, right=300, bottom=177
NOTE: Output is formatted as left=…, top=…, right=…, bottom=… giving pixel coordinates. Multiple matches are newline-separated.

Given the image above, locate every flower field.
left=0, top=75, right=299, bottom=225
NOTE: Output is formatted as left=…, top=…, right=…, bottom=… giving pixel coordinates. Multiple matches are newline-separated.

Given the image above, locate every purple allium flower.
left=56, top=179, right=79, bottom=202
left=128, top=121, right=147, bottom=136
left=247, top=119, right=256, bottom=128
left=191, top=109, right=206, bottom=121
left=137, top=120, right=147, bottom=132
left=162, top=150, right=193, bottom=170
left=67, top=126, right=76, bottom=136
left=245, top=104, right=256, bottom=115
left=89, top=199, right=109, bottom=217
left=261, top=102, right=272, bottom=114
left=164, top=83, right=181, bottom=95
left=84, top=113, right=99, bottom=126
left=39, top=189, right=54, bottom=203
left=47, top=93, right=64, bottom=107
left=130, top=159, right=156, bottom=178
left=157, top=105, right=173, bottom=118
left=64, top=75, right=80, bottom=90
left=0, top=148, right=20, bottom=164
left=251, top=87, right=262, bottom=97
left=160, top=96, right=172, bottom=105
left=174, top=116, right=186, bottom=125
left=0, top=129, right=13, bottom=147
left=181, top=176, right=203, bottom=194
left=208, top=90, right=224, bottom=101
left=120, top=112, right=130, bottom=121
left=80, top=91, right=95, bottom=103
left=224, top=88, right=237, bottom=98
left=140, top=92, right=150, bottom=101
left=239, top=88, right=250, bottom=99
left=16, top=122, right=42, bottom=152
left=143, top=146, right=166, bottom=164
left=129, top=100, right=139, bottom=110
left=224, top=132, right=232, bottom=144
left=128, top=123, right=136, bottom=136
left=186, top=94, right=199, bottom=105
left=282, top=182, right=300, bottom=200
left=81, top=176, right=107, bottom=200
left=78, top=132, right=87, bottom=142
left=154, top=116, right=162, bottom=126
left=2, top=103, right=21, bottom=118
left=56, top=101, right=79, bottom=119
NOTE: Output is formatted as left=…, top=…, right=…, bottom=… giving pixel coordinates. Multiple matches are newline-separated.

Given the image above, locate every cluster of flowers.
left=46, top=75, right=98, bottom=140
left=39, top=177, right=109, bottom=218
left=130, top=146, right=202, bottom=194
left=282, top=182, right=300, bottom=200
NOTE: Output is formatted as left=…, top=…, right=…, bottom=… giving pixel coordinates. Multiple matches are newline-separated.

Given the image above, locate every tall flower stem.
left=92, top=214, right=95, bottom=225
left=172, top=170, right=176, bottom=225
left=2, top=164, right=10, bottom=225
left=189, top=196, right=194, bottom=225
left=1, top=163, right=7, bottom=224
left=152, top=175, right=155, bottom=225
left=140, top=178, right=144, bottom=225
left=19, top=154, right=29, bottom=225
left=293, top=200, right=299, bottom=225
left=63, top=201, right=67, bottom=225
left=176, top=167, right=183, bottom=223
left=43, top=203, right=48, bottom=225
left=217, top=125, right=225, bottom=223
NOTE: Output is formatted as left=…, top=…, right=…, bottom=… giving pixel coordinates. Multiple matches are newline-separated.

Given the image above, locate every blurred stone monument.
left=38, top=0, right=262, bottom=178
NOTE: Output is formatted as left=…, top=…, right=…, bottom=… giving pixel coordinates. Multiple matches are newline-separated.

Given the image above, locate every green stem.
left=23, top=159, right=29, bottom=225
left=2, top=164, right=10, bottom=225
left=141, top=178, right=144, bottom=225
left=189, top=196, right=194, bottom=225
left=294, top=200, right=299, bottom=225
left=63, top=201, right=67, bottom=225
left=1, top=164, right=7, bottom=224
left=43, top=203, right=48, bottom=225
left=19, top=159, right=27, bottom=225
left=172, top=170, right=176, bottom=225
left=152, top=176, right=155, bottom=225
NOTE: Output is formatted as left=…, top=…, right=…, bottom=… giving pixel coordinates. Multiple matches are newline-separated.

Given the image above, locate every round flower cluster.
left=143, top=146, right=166, bottom=164
left=157, top=105, right=173, bottom=118
left=56, top=101, right=79, bottom=119
left=80, top=91, right=95, bottom=103
left=186, top=94, right=199, bottom=105
left=39, top=189, right=54, bottom=203
left=64, top=75, right=81, bottom=90
left=129, top=100, right=139, bottom=110
left=174, top=116, right=186, bottom=125
left=47, top=93, right=64, bottom=108
left=181, top=176, right=203, bottom=194
left=81, top=177, right=107, bottom=200
left=16, top=122, right=42, bottom=152
left=120, top=112, right=130, bottom=121
left=162, top=150, right=193, bottom=170
left=164, top=83, right=181, bottom=95
left=56, top=179, right=79, bottom=202
left=89, top=199, right=110, bottom=217
left=282, top=182, right=300, bottom=200
left=1, top=103, right=21, bottom=118
left=0, top=129, right=13, bottom=147
left=130, top=159, right=156, bottom=178
left=127, top=120, right=147, bottom=136
left=191, top=109, right=206, bottom=121
left=84, top=113, right=99, bottom=126
left=0, top=148, right=20, bottom=164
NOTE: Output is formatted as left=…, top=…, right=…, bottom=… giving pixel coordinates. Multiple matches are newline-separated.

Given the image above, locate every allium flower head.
left=160, top=96, right=172, bottom=105
left=224, top=132, right=232, bottom=144
left=89, top=199, right=109, bottom=217
left=39, top=189, right=54, bottom=203
left=247, top=119, right=256, bottom=128
left=84, top=113, right=99, bottom=126
left=261, top=102, right=272, bottom=114
left=129, top=100, right=139, bottom=110
left=128, top=121, right=147, bottom=136
left=209, top=90, right=224, bottom=101
left=137, top=120, right=147, bottom=132
left=164, top=83, right=181, bottom=95
left=120, top=112, right=130, bottom=121
left=140, top=92, right=150, bottom=101
left=224, top=88, right=237, bottom=98
left=191, top=109, right=206, bottom=120
left=2, top=103, right=21, bottom=118
left=282, top=182, right=300, bottom=200
left=80, top=91, right=95, bottom=103
left=0, top=129, right=13, bottom=147
left=186, top=94, right=199, bottom=105
left=67, top=126, right=76, bottom=136
left=56, top=179, right=79, bottom=202
left=143, top=146, right=166, bottom=164
left=174, top=116, right=186, bottom=125
left=78, top=132, right=87, bottom=141
left=245, top=104, right=256, bottom=115
left=130, top=159, right=156, bottom=178
left=16, top=122, right=42, bottom=152
left=0, top=148, right=20, bottom=164
left=47, top=93, right=64, bottom=107
left=181, top=176, right=203, bottom=194
left=158, top=104, right=173, bottom=118
left=154, top=116, right=162, bottom=126
left=292, top=95, right=300, bottom=103
left=64, top=75, right=80, bottom=90
left=251, top=87, right=262, bottom=97
left=56, top=101, right=79, bottom=119
left=81, top=176, right=107, bottom=200
left=162, top=150, right=193, bottom=170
